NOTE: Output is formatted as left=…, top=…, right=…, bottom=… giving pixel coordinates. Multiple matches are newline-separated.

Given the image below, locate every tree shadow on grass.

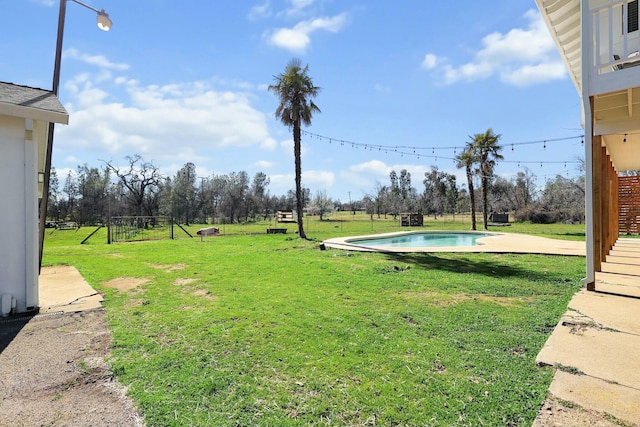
left=382, top=251, right=568, bottom=283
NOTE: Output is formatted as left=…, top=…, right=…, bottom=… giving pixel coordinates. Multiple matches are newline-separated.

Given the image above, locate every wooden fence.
left=619, top=175, right=640, bottom=234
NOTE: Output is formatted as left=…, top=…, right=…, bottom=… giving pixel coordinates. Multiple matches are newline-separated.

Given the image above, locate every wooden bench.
left=400, top=213, right=423, bottom=227
left=267, top=228, right=287, bottom=234
left=489, top=213, right=509, bottom=223
left=57, top=221, right=79, bottom=230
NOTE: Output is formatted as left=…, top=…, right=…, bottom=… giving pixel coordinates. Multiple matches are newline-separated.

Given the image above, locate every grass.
left=42, top=214, right=586, bottom=426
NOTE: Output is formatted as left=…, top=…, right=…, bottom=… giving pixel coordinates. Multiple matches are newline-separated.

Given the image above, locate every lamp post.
left=38, top=0, right=112, bottom=269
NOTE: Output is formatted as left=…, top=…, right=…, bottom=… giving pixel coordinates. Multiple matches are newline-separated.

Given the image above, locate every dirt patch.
left=125, top=298, right=145, bottom=308
left=107, top=253, right=125, bottom=258
left=174, top=278, right=197, bottom=286
left=103, top=277, right=150, bottom=293
left=148, top=263, right=187, bottom=273
left=192, top=289, right=217, bottom=300
left=0, top=309, right=143, bottom=426
left=403, top=291, right=532, bottom=307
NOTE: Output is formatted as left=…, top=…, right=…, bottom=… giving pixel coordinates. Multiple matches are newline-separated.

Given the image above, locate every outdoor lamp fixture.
left=96, top=8, right=112, bottom=31
left=38, top=0, right=112, bottom=269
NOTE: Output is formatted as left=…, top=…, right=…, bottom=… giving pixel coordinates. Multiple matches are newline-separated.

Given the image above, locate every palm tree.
left=268, top=59, right=321, bottom=239
left=456, top=145, right=478, bottom=231
left=470, top=128, right=503, bottom=230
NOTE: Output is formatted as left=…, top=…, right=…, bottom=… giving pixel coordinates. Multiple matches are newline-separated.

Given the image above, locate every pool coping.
left=322, top=230, right=586, bottom=256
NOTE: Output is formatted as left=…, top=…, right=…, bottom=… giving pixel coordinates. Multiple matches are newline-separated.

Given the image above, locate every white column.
left=24, top=119, right=39, bottom=310
left=582, top=0, right=596, bottom=288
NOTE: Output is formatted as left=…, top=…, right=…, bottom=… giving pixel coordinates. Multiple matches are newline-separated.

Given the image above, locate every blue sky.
left=2, top=0, right=584, bottom=202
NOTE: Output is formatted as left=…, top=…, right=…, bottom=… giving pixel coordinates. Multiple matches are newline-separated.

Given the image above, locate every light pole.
left=39, top=0, right=112, bottom=269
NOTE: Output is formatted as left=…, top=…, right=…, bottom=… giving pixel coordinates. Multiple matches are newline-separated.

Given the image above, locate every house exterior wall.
left=0, top=114, right=40, bottom=313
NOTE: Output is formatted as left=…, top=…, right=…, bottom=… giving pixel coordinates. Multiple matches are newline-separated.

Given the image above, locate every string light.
left=302, top=129, right=583, bottom=153
left=302, top=129, right=584, bottom=171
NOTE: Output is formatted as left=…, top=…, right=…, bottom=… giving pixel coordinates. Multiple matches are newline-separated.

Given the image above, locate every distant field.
left=48, top=211, right=586, bottom=247
left=43, top=215, right=585, bottom=426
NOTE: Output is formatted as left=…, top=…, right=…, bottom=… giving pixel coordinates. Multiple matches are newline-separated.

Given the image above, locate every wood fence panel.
left=619, top=175, right=640, bottom=234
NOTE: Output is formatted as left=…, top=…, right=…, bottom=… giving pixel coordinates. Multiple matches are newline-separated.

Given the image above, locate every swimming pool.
left=347, top=231, right=493, bottom=248
left=322, top=231, right=586, bottom=255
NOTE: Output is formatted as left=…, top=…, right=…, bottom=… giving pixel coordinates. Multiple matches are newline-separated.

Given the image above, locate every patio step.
left=536, top=289, right=640, bottom=425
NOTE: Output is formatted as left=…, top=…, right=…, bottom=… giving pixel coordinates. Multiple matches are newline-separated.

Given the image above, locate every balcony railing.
left=592, top=0, right=640, bottom=75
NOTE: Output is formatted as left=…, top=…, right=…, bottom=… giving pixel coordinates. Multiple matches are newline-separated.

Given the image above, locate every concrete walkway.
left=39, top=265, right=103, bottom=313
left=535, top=238, right=640, bottom=426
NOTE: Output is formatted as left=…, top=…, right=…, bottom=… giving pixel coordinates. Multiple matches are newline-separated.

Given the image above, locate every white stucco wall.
left=0, top=114, right=39, bottom=313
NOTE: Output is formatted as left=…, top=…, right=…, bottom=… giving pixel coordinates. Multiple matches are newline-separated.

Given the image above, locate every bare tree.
left=104, top=155, right=162, bottom=224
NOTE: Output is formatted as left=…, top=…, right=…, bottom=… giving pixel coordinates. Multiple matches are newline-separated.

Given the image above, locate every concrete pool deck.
left=322, top=231, right=586, bottom=256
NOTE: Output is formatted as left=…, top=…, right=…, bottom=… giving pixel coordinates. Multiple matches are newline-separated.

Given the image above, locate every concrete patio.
left=535, top=238, right=640, bottom=426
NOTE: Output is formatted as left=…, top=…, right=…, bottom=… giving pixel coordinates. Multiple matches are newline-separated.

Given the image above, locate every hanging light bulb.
left=624, top=134, right=627, bottom=143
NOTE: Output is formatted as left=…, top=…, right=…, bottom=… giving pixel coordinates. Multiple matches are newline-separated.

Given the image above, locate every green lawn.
left=43, top=215, right=586, bottom=426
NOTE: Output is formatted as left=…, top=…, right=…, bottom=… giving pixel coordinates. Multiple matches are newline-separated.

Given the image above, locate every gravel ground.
left=0, top=309, right=143, bottom=427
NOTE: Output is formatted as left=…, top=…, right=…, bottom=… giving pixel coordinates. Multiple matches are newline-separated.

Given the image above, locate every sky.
left=1, top=0, right=585, bottom=203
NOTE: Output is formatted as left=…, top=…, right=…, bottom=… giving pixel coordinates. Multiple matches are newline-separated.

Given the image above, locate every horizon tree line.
left=45, top=152, right=585, bottom=228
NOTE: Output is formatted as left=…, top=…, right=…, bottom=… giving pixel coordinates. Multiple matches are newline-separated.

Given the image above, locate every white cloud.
left=423, top=9, right=565, bottom=87
left=303, top=169, right=335, bottom=188
left=56, top=70, right=274, bottom=169
left=253, top=160, right=276, bottom=169
left=345, top=160, right=430, bottom=194
left=249, top=1, right=271, bottom=20
left=265, top=13, right=348, bottom=53
left=64, top=48, right=129, bottom=71
left=285, top=0, right=315, bottom=16
left=350, top=160, right=390, bottom=175
left=268, top=169, right=334, bottom=195
left=500, top=62, right=567, bottom=87
left=31, top=0, right=55, bottom=6
left=421, top=54, right=439, bottom=70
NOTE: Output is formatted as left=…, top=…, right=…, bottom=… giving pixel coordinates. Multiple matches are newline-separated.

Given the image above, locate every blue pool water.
left=348, top=232, right=492, bottom=248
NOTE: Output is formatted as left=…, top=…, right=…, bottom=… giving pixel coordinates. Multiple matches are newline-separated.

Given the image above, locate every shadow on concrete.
left=0, top=313, right=36, bottom=354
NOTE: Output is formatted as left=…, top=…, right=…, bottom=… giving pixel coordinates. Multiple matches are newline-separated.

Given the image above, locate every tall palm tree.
left=456, top=145, right=478, bottom=231
left=268, top=59, right=321, bottom=239
left=470, top=128, right=503, bottom=230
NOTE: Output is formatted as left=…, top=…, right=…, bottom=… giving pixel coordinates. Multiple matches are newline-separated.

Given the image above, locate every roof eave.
left=0, top=102, right=69, bottom=125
